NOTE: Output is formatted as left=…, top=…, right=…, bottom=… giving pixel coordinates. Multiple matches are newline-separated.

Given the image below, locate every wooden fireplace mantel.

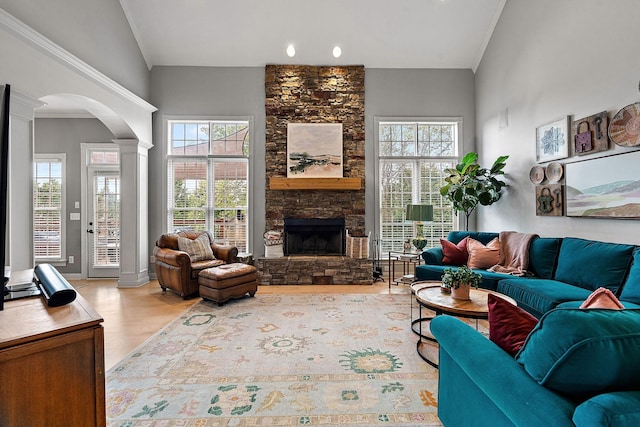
left=269, top=177, right=362, bottom=190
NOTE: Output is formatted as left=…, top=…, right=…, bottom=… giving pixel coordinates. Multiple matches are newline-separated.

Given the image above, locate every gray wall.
left=475, top=0, right=640, bottom=244
left=364, top=68, right=476, bottom=232
left=148, top=66, right=475, bottom=269
left=34, top=118, right=115, bottom=274
left=148, top=66, right=266, bottom=263
left=0, top=0, right=150, bottom=99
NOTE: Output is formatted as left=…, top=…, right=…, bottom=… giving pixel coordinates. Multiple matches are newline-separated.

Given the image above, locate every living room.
left=3, top=0, right=640, bottom=282
left=2, top=0, right=640, bottom=425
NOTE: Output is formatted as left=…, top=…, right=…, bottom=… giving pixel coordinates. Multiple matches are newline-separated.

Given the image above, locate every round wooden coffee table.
left=414, top=285, right=516, bottom=368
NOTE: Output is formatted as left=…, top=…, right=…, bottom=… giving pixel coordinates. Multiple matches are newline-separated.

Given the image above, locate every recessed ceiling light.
left=332, top=46, right=342, bottom=58
left=286, top=44, right=296, bottom=57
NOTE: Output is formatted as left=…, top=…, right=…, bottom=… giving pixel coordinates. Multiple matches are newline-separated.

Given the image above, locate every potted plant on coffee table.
left=441, top=265, right=482, bottom=300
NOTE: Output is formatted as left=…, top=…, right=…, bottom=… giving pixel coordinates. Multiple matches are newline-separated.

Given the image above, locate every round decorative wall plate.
left=609, top=102, right=640, bottom=147
left=545, top=161, right=563, bottom=183
left=529, top=166, right=545, bottom=184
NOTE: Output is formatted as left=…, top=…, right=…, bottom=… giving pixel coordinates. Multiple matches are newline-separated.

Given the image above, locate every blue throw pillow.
left=516, top=308, right=640, bottom=398
left=553, top=238, right=634, bottom=293
left=620, top=248, right=640, bottom=304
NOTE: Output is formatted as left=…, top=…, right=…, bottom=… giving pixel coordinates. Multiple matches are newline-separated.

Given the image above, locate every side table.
left=388, top=251, right=423, bottom=289
left=236, top=252, right=254, bottom=265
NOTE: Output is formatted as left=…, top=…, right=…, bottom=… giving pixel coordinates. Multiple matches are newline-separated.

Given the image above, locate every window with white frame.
left=167, top=119, right=250, bottom=252
left=377, top=119, right=461, bottom=253
left=33, top=154, right=65, bottom=261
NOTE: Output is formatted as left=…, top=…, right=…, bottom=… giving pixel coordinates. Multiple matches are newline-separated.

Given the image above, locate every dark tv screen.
left=0, top=84, right=10, bottom=311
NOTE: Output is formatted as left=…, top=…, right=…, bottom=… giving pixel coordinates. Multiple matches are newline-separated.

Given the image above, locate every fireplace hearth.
left=284, top=218, right=345, bottom=256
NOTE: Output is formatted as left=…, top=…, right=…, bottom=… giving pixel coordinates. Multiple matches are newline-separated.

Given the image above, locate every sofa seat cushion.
left=554, top=237, right=635, bottom=293
left=620, top=248, right=640, bottom=304
left=516, top=308, right=640, bottom=398
left=573, top=391, right=640, bottom=427
left=415, top=264, right=512, bottom=291
left=497, top=278, right=593, bottom=318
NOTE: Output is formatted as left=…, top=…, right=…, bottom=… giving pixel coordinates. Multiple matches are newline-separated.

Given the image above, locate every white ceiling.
left=119, top=0, right=505, bottom=71
left=36, top=0, right=505, bottom=117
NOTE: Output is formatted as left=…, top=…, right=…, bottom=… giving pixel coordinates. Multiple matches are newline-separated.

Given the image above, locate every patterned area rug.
left=106, top=293, right=442, bottom=426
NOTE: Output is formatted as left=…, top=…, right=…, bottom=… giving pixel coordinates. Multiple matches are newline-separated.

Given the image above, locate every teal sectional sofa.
left=432, top=312, right=640, bottom=426
left=419, top=231, right=640, bottom=426
left=415, top=231, right=640, bottom=317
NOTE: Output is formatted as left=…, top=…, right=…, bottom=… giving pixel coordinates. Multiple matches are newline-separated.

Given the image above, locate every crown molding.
left=472, top=0, right=506, bottom=73
left=0, top=8, right=156, bottom=113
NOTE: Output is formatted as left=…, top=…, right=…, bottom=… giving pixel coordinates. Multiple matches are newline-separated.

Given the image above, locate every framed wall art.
left=535, top=184, right=563, bottom=216
left=536, top=117, right=569, bottom=163
left=565, top=151, right=640, bottom=219
left=571, top=111, right=609, bottom=155
left=287, top=123, right=343, bottom=178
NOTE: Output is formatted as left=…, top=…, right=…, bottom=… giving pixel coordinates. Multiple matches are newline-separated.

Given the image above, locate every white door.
left=87, top=168, right=120, bottom=278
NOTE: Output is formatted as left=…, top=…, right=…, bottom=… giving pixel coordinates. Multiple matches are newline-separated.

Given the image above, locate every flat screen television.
left=0, top=84, right=10, bottom=311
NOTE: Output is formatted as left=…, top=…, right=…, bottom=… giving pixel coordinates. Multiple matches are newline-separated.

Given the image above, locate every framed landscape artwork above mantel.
left=565, top=150, right=640, bottom=219
left=287, top=123, right=343, bottom=178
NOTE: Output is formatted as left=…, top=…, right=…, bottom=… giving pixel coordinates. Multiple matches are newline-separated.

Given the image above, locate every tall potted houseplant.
left=440, top=152, right=508, bottom=231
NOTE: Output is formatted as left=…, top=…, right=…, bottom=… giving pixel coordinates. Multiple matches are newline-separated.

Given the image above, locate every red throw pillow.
left=580, top=287, right=624, bottom=309
left=441, top=237, right=469, bottom=265
left=488, top=293, right=538, bottom=357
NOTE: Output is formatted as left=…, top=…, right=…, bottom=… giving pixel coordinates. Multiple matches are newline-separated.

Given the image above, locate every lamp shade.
left=405, top=204, right=434, bottom=222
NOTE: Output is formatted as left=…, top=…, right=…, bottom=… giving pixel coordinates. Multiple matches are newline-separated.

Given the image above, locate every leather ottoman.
left=198, top=263, right=258, bottom=306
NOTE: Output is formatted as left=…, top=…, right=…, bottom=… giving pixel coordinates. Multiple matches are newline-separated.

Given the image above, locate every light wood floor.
left=73, top=278, right=407, bottom=370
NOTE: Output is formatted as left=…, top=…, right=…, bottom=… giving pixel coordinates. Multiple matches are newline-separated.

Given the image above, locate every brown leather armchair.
left=153, top=231, right=238, bottom=299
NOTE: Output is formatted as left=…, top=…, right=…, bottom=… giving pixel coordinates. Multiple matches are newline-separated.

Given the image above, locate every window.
left=377, top=119, right=461, bottom=253
left=34, top=154, right=65, bottom=261
left=167, top=119, right=250, bottom=252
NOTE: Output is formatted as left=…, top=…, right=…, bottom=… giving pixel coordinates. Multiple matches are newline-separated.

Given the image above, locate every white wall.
left=475, top=0, right=640, bottom=244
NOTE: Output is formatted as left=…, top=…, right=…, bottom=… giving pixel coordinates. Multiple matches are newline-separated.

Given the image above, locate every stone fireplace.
left=284, top=218, right=345, bottom=256
left=258, top=64, right=371, bottom=285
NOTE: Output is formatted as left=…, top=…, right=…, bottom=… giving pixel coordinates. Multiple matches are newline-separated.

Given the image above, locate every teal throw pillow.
left=516, top=308, right=640, bottom=398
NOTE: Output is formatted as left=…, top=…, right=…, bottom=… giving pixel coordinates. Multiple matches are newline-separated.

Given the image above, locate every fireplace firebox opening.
left=284, top=218, right=345, bottom=256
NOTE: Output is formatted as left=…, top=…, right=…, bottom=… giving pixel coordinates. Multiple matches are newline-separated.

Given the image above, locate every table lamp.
left=405, top=204, right=433, bottom=251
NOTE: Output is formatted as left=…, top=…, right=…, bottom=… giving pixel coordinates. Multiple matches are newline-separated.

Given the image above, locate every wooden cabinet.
left=0, top=294, right=105, bottom=426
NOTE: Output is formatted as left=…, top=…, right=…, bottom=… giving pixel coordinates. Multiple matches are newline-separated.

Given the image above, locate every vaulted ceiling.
left=119, top=0, right=505, bottom=71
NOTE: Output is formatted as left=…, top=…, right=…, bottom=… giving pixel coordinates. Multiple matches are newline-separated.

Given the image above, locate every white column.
left=113, top=138, right=151, bottom=287
left=7, top=89, right=44, bottom=271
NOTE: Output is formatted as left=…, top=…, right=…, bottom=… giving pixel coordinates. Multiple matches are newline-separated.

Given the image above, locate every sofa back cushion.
left=447, top=231, right=498, bottom=246
left=527, top=237, right=561, bottom=279
left=516, top=308, right=640, bottom=398
left=620, top=248, right=640, bottom=304
left=553, top=237, right=635, bottom=293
